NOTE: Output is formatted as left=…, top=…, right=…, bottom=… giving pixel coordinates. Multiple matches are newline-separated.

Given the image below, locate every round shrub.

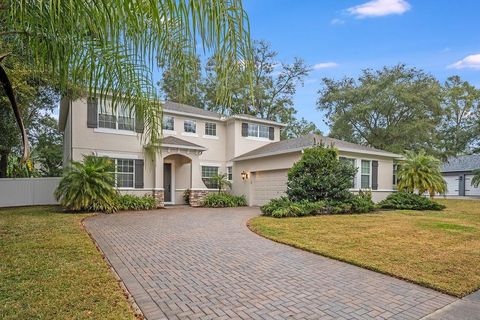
left=115, top=194, right=157, bottom=211
left=379, top=192, right=445, bottom=210
left=286, top=144, right=356, bottom=202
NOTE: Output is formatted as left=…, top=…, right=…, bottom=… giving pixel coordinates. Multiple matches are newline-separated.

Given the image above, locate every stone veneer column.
left=189, top=190, right=210, bottom=207
left=152, top=190, right=164, bottom=208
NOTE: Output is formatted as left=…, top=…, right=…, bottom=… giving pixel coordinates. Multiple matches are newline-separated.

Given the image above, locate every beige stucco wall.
left=227, top=120, right=281, bottom=159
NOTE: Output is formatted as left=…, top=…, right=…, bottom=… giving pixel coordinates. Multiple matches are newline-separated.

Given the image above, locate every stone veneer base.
left=189, top=190, right=212, bottom=207
left=152, top=190, right=164, bottom=208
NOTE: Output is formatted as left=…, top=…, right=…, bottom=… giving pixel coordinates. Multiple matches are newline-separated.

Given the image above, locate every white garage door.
left=253, top=169, right=288, bottom=206
left=444, top=176, right=459, bottom=196
left=465, top=175, right=480, bottom=196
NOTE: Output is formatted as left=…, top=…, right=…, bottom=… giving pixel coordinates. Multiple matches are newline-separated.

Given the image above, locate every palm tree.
left=397, top=150, right=447, bottom=197
left=54, top=156, right=118, bottom=212
left=0, top=1, right=252, bottom=161
left=211, top=173, right=232, bottom=193
left=471, top=169, right=480, bottom=188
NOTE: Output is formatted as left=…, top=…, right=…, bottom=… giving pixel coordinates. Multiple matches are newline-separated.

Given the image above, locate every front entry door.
left=164, top=163, right=172, bottom=203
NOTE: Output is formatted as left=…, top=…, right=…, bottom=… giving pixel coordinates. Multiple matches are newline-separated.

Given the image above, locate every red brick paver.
left=84, top=207, right=456, bottom=320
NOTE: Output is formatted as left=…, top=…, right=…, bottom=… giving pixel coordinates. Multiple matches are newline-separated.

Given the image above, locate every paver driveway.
left=84, top=207, right=456, bottom=320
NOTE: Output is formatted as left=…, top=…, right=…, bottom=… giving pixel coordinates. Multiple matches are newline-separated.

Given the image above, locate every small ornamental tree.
left=286, top=144, right=357, bottom=202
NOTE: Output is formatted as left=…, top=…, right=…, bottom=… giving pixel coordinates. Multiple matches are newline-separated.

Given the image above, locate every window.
left=113, top=159, right=134, bottom=188
left=340, top=157, right=356, bottom=188
left=247, top=123, right=269, bottom=138
left=98, top=102, right=135, bottom=131
left=184, top=120, right=196, bottom=133
left=227, top=166, right=233, bottom=181
left=98, top=102, right=117, bottom=129
left=205, top=122, right=217, bottom=136
left=202, top=166, right=218, bottom=189
left=393, top=163, right=399, bottom=186
left=117, top=107, right=135, bottom=131
left=163, top=116, right=174, bottom=131
left=361, top=160, right=371, bottom=189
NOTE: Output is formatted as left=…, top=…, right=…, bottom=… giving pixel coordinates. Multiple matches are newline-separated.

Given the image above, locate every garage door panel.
left=444, top=176, right=459, bottom=196
left=253, top=170, right=288, bottom=206
left=465, top=175, right=480, bottom=196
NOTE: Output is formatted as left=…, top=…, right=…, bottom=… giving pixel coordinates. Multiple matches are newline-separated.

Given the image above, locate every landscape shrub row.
left=378, top=192, right=445, bottom=211
left=202, top=192, right=247, bottom=208
left=261, top=192, right=375, bottom=218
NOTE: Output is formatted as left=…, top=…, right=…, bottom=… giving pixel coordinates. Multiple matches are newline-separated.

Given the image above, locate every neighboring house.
left=59, top=97, right=401, bottom=206
left=441, top=154, right=480, bottom=197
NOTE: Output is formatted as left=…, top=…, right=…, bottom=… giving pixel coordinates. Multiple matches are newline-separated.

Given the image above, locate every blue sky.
left=243, top=0, right=480, bottom=133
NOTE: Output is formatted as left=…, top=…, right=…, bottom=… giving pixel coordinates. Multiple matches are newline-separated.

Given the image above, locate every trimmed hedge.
left=115, top=194, right=157, bottom=211
left=202, top=192, right=247, bottom=208
left=261, top=192, right=375, bottom=218
left=379, top=192, right=445, bottom=211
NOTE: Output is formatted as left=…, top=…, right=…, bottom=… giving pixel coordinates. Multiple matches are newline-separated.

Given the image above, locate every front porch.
left=150, top=136, right=215, bottom=207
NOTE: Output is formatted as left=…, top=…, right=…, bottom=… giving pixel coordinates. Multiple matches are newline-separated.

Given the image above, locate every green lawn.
left=0, top=206, right=136, bottom=320
left=249, top=199, right=480, bottom=297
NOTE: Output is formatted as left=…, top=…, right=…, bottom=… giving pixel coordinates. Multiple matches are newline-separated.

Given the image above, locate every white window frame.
left=204, top=122, right=217, bottom=137
left=112, top=158, right=135, bottom=189
left=183, top=119, right=197, bottom=135
left=163, top=115, right=175, bottom=132
left=201, top=166, right=219, bottom=189
left=98, top=101, right=135, bottom=132
left=247, top=123, right=269, bottom=139
left=360, top=160, right=372, bottom=189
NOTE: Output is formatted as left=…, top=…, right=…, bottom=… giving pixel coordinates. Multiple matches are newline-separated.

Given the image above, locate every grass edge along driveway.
left=248, top=199, right=480, bottom=298
left=0, top=206, right=137, bottom=320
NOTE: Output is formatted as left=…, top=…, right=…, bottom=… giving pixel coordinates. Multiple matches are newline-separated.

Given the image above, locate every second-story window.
left=184, top=120, right=196, bottom=133
left=98, top=102, right=135, bottom=131
left=248, top=123, right=269, bottom=139
left=163, top=116, right=174, bottom=131
left=205, top=122, right=217, bottom=136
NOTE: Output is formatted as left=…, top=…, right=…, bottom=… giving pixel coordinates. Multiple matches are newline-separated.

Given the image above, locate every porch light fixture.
left=241, top=171, right=249, bottom=180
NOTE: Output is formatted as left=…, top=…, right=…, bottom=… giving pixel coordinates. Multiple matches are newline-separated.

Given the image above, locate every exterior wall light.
left=241, top=171, right=249, bottom=180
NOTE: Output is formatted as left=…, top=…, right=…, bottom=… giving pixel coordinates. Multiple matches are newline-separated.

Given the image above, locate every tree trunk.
left=0, top=150, right=9, bottom=178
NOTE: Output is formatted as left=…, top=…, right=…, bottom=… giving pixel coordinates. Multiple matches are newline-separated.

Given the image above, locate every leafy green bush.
left=261, top=197, right=326, bottom=218
left=202, top=192, right=247, bottom=208
left=115, top=194, right=157, bottom=211
left=349, top=190, right=375, bottom=213
left=261, top=192, right=375, bottom=218
left=287, top=144, right=356, bottom=202
left=55, top=156, right=118, bottom=213
left=183, top=189, right=191, bottom=205
left=379, top=192, right=445, bottom=210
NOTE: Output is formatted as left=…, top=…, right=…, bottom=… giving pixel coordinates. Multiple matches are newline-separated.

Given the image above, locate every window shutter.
left=135, top=111, right=144, bottom=133
left=87, top=97, right=98, bottom=128
left=134, top=159, right=144, bottom=189
left=268, top=126, right=274, bottom=140
left=372, top=160, right=379, bottom=190
left=241, top=123, right=248, bottom=137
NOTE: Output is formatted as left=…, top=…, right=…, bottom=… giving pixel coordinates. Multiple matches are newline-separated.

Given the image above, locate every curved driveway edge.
left=84, top=207, right=456, bottom=320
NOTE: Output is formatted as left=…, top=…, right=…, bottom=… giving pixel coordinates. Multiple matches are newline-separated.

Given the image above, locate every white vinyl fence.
left=0, top=177, right=61, bottom=207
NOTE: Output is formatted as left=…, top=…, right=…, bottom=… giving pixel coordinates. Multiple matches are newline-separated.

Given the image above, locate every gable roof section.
left=442, top=154, right=480, bottom=173
left=233, top=134, right=402, bottom=161
left=160, top=136, right=207, bottom=151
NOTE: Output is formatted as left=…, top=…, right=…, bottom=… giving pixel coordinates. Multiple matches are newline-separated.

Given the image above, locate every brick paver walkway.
left=84, top=207, right=456, bottom=320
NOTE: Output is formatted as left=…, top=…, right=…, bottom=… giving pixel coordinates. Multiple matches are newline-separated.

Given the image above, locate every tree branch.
left=0, top=54, right=30, bottom=162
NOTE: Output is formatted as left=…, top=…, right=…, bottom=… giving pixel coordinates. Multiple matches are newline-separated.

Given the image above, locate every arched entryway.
left=163, top=153, right=192, bottom=204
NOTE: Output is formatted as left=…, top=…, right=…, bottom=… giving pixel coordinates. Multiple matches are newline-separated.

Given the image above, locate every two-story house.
left=59, top=97, right=401, bottom=206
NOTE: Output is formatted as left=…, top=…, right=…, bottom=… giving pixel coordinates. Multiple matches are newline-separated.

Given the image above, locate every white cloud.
left=330, top=18, right=345, bottom=25
left=448, top=54, right=480, bottom=70
left=313, top=62, right=338, bottom=70
left=347, top=0, right=411, bottom=18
